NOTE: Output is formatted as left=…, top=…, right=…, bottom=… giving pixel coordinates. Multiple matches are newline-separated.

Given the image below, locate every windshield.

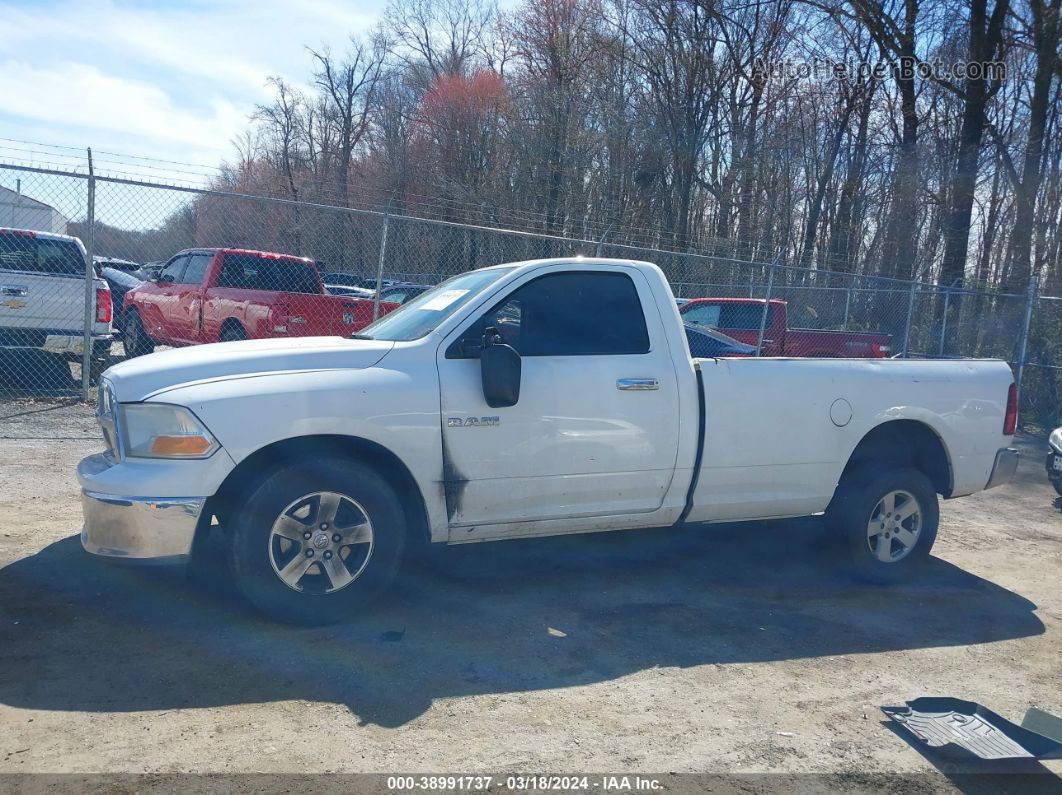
left=359, top=267, right=514, bottom=341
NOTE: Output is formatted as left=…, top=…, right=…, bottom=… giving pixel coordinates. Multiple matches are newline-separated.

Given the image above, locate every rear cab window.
left=218, top=254, right=319, bottom=294
left=0, top=232, right=87, bottom=276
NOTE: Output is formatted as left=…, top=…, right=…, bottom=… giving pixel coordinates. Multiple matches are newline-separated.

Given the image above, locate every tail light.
left=871, top=342, right=891, bottom=357
left=95, top=287, right=112, bottom=324
left=269, top=304, right=289, bottom=334
left=1003, top=383, right=1018, bottom=435
left=269, top=304, right=307, bottom=333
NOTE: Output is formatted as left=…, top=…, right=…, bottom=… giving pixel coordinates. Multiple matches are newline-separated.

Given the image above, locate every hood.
left=104, top=336, right=395, bottom=401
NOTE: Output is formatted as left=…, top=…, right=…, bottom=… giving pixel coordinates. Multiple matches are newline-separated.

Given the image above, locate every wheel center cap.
left=312, top=533, right=329, bottom=550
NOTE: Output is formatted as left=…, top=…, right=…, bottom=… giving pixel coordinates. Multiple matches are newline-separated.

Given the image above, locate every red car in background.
left=122, top=248, right=398, bottom=356
left=679, top=297, right=892, bottom=358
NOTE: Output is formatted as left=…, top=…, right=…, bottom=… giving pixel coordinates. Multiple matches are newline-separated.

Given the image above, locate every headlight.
left=1050, top=427, right=1062, bottom=454
left=118, top=403, right=219, bottom=459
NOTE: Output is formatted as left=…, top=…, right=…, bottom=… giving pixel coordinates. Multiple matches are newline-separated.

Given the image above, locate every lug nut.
left=303, top=531, right=312, bottom=540
left=332, top=533, right=341, bottom=543
left=305, top=549, right=314, bottom=558
left=324, top=551, right=333, bottom=559
left=320, top=523, right=328, bottom=530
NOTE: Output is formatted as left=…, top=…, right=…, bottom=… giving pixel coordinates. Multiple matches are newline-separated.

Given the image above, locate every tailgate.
left=278, top=294, right=399, bottom=336
left=0, top=271, right=86, bottom=334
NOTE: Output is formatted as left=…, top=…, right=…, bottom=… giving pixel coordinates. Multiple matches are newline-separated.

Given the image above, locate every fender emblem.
left=447, top=416, right=500, bottom=428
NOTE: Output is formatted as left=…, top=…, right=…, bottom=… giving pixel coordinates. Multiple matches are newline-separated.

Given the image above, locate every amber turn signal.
left=149, top=435, right=213, bottom=456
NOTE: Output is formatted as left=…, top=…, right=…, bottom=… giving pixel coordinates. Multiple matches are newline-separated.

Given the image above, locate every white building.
left=0, top=184, right=69, bottom=234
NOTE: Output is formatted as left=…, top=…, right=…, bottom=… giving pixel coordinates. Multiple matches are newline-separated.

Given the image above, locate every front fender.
left=158, top=365, right=448, bottom=539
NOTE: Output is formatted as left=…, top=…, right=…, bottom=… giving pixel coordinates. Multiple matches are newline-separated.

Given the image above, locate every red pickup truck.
left=122, top=248, right=397, bottom=356
left=679, top=297, right=892, bottom=358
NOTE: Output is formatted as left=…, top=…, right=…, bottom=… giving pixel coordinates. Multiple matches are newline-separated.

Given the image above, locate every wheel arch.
left=839, top=419, right=953, bottom=497
left=204, top=434, right=430, bottom=547
left=219, top=317, right=246, bottom=340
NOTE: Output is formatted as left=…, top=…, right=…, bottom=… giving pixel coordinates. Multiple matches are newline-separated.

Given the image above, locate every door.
left=169, top=252, right=211, bottom=343
left=143, top=254, right=189, bottom=342
left=436, top=266, right=680, bottom=530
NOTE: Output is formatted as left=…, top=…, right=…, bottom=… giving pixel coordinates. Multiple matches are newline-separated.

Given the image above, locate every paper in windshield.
left=418, top=289, right=469, bottom=311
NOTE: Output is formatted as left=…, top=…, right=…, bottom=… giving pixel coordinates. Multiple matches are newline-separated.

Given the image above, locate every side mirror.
left=480, top=326, right=521, bottom=408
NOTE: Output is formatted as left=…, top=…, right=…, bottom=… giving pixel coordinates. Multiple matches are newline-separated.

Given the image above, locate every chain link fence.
left=0, top=160, right=1058, bottom=436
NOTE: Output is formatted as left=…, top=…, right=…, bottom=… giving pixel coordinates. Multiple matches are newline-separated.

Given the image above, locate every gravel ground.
left=0, top=398, right=1059, bottom=788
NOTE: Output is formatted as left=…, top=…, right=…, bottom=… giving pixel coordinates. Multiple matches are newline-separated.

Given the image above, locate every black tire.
left=1051, top=477, right=1062, bottom=498
left=122, top=309, right=154, bottom=357
left=825, top=466, right=939, bottom=584
left=226, top=456, right=407, bottom=625
left=88, top=357, right=109, bottom=386
left=220, top=323, right=246, bottom=342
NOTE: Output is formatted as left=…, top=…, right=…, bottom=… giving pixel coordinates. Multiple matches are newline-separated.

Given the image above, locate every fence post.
left=372, top=210, right=390, bottom=321
left=1015, top=275, right=1039, bottom=404
left=842, top=278, right=853, bottom=328
left=595, top=223, right=614, bottom=256
left=81, top=148, right=96, bottom=401
left=901, top=277, right=918, bottom=358
left=755, top=254, right=779, bottom=356
left=937, top=284, right=952, bottom=357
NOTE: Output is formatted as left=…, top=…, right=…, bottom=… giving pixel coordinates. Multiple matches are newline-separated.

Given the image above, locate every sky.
left=0, top=0, right=385, bottom=171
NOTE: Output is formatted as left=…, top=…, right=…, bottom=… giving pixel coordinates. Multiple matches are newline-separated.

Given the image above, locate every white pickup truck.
left=0, top=227, right=113, bottom=374
left=79, top=258, right=1019, bottom=624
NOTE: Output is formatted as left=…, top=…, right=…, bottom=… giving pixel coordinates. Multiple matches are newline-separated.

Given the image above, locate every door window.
left=458, top=271, right=650, bottom=357
left=181, top=253, right=212, bottom=285
left=159, top=255, right=189, bottom=283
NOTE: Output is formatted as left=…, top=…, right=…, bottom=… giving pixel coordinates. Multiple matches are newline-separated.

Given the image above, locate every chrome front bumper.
left=81, top=491, right=206, bottom=564
left=985, top=447, right=1020, bottom=490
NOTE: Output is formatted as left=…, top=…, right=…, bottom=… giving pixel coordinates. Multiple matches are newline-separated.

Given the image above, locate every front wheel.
left=122, top=310, right=154, bottom=357
left=226, top=457, right=407, bottom=624
left=825, top=467, right=939, bottom=584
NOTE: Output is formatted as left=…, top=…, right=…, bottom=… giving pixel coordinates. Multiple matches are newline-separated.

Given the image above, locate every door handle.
left=617, top=377, right=659, bottom=391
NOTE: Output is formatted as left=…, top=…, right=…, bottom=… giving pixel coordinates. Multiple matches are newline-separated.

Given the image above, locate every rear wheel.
left=122, top=309, right=154, bottom=357
left=226, top=457, right=407, bottom=625
left=220, top=323, right=246, bottom=342
left=825, top=467, right=939, bottom=583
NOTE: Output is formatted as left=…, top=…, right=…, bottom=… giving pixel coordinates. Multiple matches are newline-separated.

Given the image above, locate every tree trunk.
left=1004, top=0, right=1060, bottom=292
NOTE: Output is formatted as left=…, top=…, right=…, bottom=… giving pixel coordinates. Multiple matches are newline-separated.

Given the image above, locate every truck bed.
left=685, top=357, right=1013, bottom=522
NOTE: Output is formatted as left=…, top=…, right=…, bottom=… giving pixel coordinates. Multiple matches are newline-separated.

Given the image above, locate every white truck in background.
left=78, top=258, right=1019, bottom=624
left=0, top=228, right=112, bottom=378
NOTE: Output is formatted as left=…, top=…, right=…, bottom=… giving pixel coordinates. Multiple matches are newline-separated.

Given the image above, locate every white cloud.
left=0, top=61, right=246, bottom=156
left=0, top=0, right=383, bottom=167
